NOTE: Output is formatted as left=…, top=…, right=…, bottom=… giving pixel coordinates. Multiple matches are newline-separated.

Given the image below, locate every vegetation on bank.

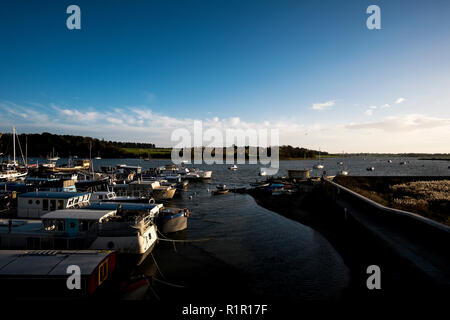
left=0, top=132, right=329, bottom=160
left=333, top=176, right=450, bottom=226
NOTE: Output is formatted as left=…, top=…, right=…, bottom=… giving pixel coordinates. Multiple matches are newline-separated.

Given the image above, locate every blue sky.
left=1, top=0, right=449, bottom=152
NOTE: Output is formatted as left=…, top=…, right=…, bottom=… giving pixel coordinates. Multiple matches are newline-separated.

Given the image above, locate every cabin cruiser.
left=229, top=165, right=238, bottom=171
left=0, top=168, right=27, bottom=182
left=86, top=202, right=189, bottom=234
left=178, top=167, right=212, bottom=180
left=129, top=180, right=176, bottom=200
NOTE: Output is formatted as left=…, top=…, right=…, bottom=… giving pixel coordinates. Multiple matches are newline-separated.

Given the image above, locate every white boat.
left=180, top=168, right=212, bottom=180
left=388, top=160, right=393, bottom=163
left=259, top=169, right=267, bottom=176
left=313, top=148, right=324, bottom=170
left=0, top=126, right=27, bottom=181
left=229, top=164, right=238, bottom=170
left=338, top=170, right=349, bottom=176
left=41, top=161, right=56, bottom=168
left=48, top=148, right=60, bottom=161
left=366, top=167, right=375, bottom=171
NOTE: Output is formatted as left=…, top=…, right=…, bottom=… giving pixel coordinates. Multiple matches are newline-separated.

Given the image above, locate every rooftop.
left=19, top=191, right=89, bottom=199
left=41, top=209, right=116, bottom=221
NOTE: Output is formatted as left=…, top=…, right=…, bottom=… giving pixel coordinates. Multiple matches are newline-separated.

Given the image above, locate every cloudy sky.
left=0, top=0, right=449, bottom=153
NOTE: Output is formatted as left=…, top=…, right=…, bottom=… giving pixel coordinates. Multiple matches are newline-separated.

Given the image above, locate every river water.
left=17, top=157, right=450, bottom=300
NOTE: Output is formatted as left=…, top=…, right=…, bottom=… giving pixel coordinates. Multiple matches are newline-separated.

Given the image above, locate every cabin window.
left=35, top=200, right=40, bottom=205
left=43, top=199, right=49, bottom=211
left=79, top=221, right=88, bottom=232
left=58, top=200, right=64, bottom=210
left=50, top=200, right=56, bottom=211
left=98, top=260, right=109, bottom=286
left=56, top=220, right=65, bottom=231
left=28, top=199, right=32, bottom=205
left=67, top=199, right=73, bottom=206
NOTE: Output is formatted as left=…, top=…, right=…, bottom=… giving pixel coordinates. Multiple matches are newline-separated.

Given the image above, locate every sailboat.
left=95, top=152, right=101, bottom=160
left=0, top=126, right=27, bottom=181
left=313, top=148, right=324, bottom=170
left=48, top=148, right=60, bottom=161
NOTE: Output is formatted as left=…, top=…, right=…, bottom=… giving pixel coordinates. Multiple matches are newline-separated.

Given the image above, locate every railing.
left=324, top=179, right=450, bottom=233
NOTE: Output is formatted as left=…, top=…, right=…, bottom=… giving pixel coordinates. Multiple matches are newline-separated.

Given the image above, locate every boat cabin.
left=41, top=209, right=116, bottom=236
left=18, top=191, right=91, bottom=218
left=90, top=191, right=117, bottom=202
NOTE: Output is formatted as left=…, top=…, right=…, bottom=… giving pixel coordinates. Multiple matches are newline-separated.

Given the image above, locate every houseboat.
left=0, top=249, right=116, bottom=299
left=0, top=207, right=159, bottom=265
left=17, top=191, right=91, bottom=218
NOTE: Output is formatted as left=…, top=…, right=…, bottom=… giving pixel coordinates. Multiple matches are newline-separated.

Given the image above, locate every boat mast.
left=12, top=126, right=16, bottom=165
left=25, top=136, right=28, bottom=166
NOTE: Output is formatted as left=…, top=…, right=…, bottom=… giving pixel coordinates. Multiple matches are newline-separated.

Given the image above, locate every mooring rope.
left=151, top=252, right=166, bottom=280
left=152, top=277, right=185, bottom=289
left=157, top=238, right=211, bottom=243
left=156, top=229, right=212, bottom=243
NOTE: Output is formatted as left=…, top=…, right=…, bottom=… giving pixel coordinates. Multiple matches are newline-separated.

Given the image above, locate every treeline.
left=171, top=145, right=327, bottom=160
left=0, top=132, right=327, bottom=159
left=0, top=132, right=155, bottom=158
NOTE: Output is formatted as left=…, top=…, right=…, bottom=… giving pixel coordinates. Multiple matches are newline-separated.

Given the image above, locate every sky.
left=0, top=0, right=449, bottom=153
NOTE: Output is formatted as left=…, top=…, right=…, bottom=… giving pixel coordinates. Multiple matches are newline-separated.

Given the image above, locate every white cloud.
left=1, top=101, right=449, bottom=153
left=380, top=104, right=390, bottom=109
left=364, top=109, right=374, bottom=116
left=346, top=114, right=450, bottom=132
left=395, top=97, right=405, bottom=104
left=311, top=100, right=335, bottom=111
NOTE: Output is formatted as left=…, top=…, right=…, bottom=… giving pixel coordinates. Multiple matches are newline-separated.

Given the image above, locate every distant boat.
left=337, top=161, right=344, bottom=165
left=212, top=184, right=229, bottom=195
left=388, top=160, right=393, bottom=163
left=366, top=167, right=375, bottom=171
left=313, top=148, right=324, bottom=170
left=229, top=164, right=238, bottom=171
left=259, top=169, right=267, bottom=176
left=48, top=148, right=59, bottom=161
left=338, top=170, right=349, bottom=176
left=400, top=161, right=407, bottom=165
